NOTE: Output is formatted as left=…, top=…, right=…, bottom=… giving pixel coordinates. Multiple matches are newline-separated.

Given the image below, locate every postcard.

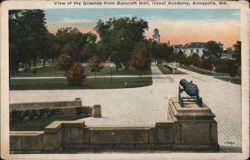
left=1, top=0, right=249, bottom=159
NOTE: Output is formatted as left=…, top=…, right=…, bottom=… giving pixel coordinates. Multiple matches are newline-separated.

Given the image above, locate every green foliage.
left=54, top=27, right=99, bottom=85
left=232, top=41, right=241, bottom=66
left=198, top=56, right=213, bottom=70
left=188, top=53, right=200, bottom=67
left=9, top=10, right=50, bottom=74
left=95, top=17, right=148, bottom=69
left=215, top=59, right=238, bottom=77
left=204, top=41, right=223, bottom=65
left=151, top=42, right=174, bottom=64
left=55, top=27, right=97, bottom=61
left=130, top=42, right=151, bottom=76
left=65, top=63, right=86, bottom=85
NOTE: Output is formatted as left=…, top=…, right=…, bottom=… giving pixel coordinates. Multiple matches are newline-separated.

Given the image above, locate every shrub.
left=56, top=53, right=72, bottom=71
left=65, top=63, right=86, bottom=85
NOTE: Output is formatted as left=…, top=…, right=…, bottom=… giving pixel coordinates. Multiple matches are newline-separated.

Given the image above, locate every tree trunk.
left=43, top=57, right=46, bottom=67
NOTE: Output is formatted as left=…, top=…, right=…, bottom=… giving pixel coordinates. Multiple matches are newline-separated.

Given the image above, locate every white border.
left=1, top=0, right=249, bottom=159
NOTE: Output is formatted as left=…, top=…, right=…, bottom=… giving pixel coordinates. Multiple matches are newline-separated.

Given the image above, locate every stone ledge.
left=169, top=97, right=215, bottom=120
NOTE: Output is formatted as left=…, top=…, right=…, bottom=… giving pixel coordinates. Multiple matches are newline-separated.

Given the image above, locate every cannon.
left=178, top=79, right=203, bottom=107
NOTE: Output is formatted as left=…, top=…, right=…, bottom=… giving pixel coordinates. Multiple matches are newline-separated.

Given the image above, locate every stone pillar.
left=92, top=105, right=101, bottom=118
left=168, top=97, right=219, bottom=150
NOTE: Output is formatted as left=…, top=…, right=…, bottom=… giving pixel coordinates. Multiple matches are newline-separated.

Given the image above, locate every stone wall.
left=10, top=98, right=93, bottom=123
left=10, top=98, right=82, bottom=111
left=10, top=97, right=219, bottom=153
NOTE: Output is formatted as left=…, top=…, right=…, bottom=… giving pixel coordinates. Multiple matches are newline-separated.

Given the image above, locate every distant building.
left=173, top=42, right=207, bottom=57
left=152, top=28, right=160, bottom=43
left=173, top=44, right=184, bottom=54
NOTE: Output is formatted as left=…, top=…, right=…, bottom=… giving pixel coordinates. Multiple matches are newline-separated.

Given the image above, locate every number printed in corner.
left=224, top=141, right=235, bottom=145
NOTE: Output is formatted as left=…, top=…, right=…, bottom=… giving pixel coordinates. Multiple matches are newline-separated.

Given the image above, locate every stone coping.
left=10, top=131, right=44, bottom=136
left=169, top=97, right=215, bottom=120
left=45, top=120, right=85, bottom=133
left=88, top=126, right=151, bottom=130
left=10, top=98, right=82, bottom=111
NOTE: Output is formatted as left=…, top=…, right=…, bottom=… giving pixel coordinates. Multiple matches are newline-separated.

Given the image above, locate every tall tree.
left=204, top=41, right=223, bottom=67
left=130, top=42, right=151, bottom=77
left=9, top=9, right=49, bottom=74
left=232, top=41, right=241, bottom=66
left=95, top=17, right=148, bottom=71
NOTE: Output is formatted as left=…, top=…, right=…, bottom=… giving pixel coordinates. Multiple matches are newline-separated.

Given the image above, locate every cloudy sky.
left=44, top=8, right=240, bottom=48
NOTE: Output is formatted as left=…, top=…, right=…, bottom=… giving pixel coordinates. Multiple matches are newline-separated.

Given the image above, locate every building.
left=174, top=42, right=207, bottom=57
left=152, top=28, right=160, bottom=43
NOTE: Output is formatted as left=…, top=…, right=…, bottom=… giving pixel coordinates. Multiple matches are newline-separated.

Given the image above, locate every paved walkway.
left=10, top=64, right=242, bottom=151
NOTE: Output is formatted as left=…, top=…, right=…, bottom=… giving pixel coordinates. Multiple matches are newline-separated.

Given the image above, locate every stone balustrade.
left=10, top=97, right=219, bottom=153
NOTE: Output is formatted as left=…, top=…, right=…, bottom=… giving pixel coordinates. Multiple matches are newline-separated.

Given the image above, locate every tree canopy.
left=95, top=17, right=148, bottom=70
left=9, top=10, right=49, bottom=74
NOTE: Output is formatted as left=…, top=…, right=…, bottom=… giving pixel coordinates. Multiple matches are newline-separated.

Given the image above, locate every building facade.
left=174, top=42, right=207, bottom=57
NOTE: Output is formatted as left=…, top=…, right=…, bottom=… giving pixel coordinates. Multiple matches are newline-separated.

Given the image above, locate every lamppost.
left=110, top=64, right=113, bottom=84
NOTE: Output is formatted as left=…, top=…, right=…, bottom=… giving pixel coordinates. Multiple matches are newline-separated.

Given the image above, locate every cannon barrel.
left=179, top=79, right=199, bottom=97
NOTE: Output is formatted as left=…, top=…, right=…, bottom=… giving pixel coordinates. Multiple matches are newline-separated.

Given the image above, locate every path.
left=9, top=64, right=242, bottom=151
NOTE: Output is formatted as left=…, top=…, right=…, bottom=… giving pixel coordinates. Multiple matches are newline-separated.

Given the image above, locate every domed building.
left=152, top=28, right=160, bottom=43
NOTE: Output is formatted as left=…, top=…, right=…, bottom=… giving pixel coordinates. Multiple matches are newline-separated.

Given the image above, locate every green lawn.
left=12, top=66, right=151, bottom=77
left=85, top=66, right=152, bottom=76
left=214, top=77, right=241, bottom=85
left=10, top=115, right=87, bottom=131
left=14, top=66, right=65, bottom=77
left=10, top=77, right=152, bottom=90
left=180, top=65, right=229, bottom=76
left=157, top=64, right=185, bottom=74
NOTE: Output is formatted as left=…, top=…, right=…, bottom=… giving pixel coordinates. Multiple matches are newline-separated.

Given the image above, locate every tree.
left=89, top=56, right=104, bottom=78
left=204, top=41, right=223, bottom=67
left=176, top=50, right=187, bottom=65
left=130, top=43, right=151, bottom=77
left=232, top=41, right=241, bottom=66
left=56, top=53, right=72, bottom=71
left=55, top=27, right=97, bottom=61
left=215, top=59, right=238, bottom=77
left=65, top=63, right=85, bottom=85
left=188, top=53, right=200, bottom=67
left=95, top=17, right=148, bottom=70
left=9, top=10, right=50, bottom=75
left=54, top=27, right=98, bottom=85
left=198, top=55, right=213, bottom=70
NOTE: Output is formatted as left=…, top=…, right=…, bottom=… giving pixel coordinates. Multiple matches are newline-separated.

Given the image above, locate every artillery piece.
left=178, top=79, right=203, bottom=107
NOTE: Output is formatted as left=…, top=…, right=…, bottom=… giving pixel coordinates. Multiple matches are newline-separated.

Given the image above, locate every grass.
left=10, top=115, right=87, bottom=131
left=9, top=77, right=152, bottom=90
left=157, top=64, right=185, bottom=74
left=85, top=66, right=152, bottom=76
left=14, top=66, right=65, bottom=77
left=214, top=77, right=241, bottom=85
left=12, top=66, right=152, bottom=77
left=180, top=65, right=229, bottom=76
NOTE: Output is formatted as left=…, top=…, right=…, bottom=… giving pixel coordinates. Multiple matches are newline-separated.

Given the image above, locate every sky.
left=44, top=8, right=240, bottom=48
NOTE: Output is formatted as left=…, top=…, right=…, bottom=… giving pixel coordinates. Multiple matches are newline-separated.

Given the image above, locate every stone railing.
left=9, top=98, right=99, bottom=123
left=10, top=98, right=83, bottom=111
left=10, top=97, right=219, bottom=153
